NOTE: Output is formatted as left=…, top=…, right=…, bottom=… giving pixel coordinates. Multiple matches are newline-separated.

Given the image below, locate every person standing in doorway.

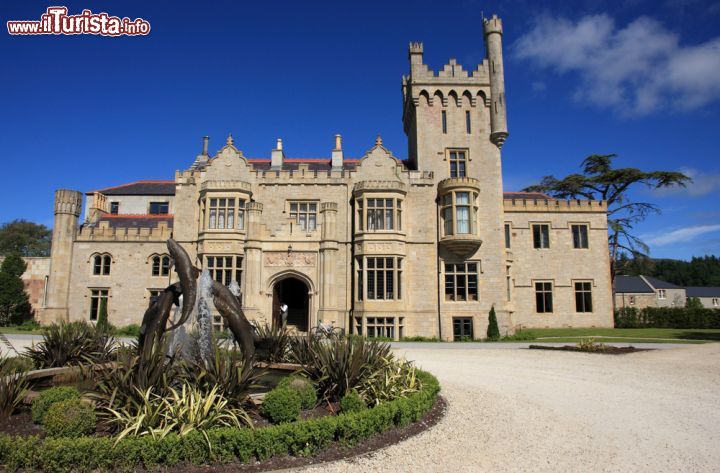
left=279, top=302, right=289, bottom=329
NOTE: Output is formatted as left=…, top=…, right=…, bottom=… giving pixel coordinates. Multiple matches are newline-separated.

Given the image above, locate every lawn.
left=524, top=328, right=720, bottom=344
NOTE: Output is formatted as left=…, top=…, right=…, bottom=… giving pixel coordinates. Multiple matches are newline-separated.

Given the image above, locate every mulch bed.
left=529, top=345, right=652, bottom=355
left=0, top=409, right=43, bottom=437
left=177, top=395, right=448, bottom=473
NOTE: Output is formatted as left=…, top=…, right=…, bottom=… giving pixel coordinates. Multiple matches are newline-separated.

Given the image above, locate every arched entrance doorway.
left=272, top=277, right=309, bottom=332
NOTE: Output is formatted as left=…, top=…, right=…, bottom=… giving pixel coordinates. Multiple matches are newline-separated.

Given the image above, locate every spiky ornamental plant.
left=487, top=305, right=500, bottom=341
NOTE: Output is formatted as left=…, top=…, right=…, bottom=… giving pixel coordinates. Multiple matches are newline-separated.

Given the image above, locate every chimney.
left=331, top=134, right=343, bottom=169
left=271, top=138, right=284, bottom=169
left=202, top=136, right=209, bottom=155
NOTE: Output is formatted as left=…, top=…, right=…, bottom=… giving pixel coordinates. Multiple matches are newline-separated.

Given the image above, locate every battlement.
left=76, top=220, right=172, bottom=241
left=353, top=180, right=407, bottom=195
left=503, top=198, right=607, bottom=213
left=483, top=14, right=503, bottom=35
left=54, top=189, right=82, bottom=216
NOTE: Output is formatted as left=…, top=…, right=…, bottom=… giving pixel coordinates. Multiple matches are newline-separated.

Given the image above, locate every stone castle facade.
left=39, top=16, right=613, bottom=340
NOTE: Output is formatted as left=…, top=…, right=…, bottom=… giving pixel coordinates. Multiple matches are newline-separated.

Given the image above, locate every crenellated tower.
left=42, top=189, right=82, bottom=323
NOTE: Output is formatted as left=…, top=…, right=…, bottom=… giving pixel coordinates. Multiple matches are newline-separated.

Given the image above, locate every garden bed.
left=0, top=369, right=441, bottom=472
left=528, top=345, right=652, bottom=355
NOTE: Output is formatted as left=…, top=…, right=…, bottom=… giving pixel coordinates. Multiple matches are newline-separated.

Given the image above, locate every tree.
left=0, top=253, right=32, bottom=325
left=523, top=154, right=690, bottom=279
left=0, top=220, right=52, bottom=257
left=96, top=299, right=111, bottom=333
left=487, top=305, right=500, bottom=341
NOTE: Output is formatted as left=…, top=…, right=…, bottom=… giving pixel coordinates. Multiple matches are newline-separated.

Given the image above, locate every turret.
left=483, top=15, right=509, bottom=148
left=42, top=189, right=82, bottom=323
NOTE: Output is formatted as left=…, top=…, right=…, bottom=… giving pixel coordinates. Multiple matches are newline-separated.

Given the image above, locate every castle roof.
left=685, top=286, right=720, bottom=298
left=88, top=180, right=556, bottom=201
left=614, top=276, right=654, bottom=293
left=88, top=180, right=176, bottom=196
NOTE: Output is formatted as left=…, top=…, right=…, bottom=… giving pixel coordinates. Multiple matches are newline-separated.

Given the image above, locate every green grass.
left=0, top=326, right=43, bottom=335
left=526, top=328, right=720, bottom=344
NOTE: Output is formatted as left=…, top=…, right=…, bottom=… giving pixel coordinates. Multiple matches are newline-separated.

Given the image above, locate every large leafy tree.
left=0, top=253, right=32, bottom=325
left=0, top=220, right=52, bottom=257
left=523, top=154, right=690, bottom=278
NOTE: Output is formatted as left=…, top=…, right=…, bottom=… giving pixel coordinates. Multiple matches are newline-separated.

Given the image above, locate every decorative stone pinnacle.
left=276, top=138, right=283, bottom=151
left=375, top=135, right=383, bottom=146
left=334, top=134, right=342, bottom=150
left=226, top=133, right=234, bottom=146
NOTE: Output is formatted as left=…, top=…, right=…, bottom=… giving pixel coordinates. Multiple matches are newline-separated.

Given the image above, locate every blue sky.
left=1, top=0, right=719, bottom=260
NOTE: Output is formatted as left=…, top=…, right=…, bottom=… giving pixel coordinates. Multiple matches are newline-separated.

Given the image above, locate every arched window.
left=151, top=255, right=171, bottom=277
left=92, top=254, right=112, bottom=275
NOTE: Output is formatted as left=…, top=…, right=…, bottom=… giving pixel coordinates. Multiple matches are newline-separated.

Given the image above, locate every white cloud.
left=644, top=224, right=720, bottom=246
left=531, top=81, right=547, bottom=92
left=513, top=14, right=720, bottom=115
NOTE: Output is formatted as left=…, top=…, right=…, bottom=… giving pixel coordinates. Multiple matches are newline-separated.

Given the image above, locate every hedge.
left=614, top=307, right=720, bottom=329
left=0, top=370, right=440, bottom=472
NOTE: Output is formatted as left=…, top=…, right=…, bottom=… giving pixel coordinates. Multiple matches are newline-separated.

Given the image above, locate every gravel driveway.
left=300, top=344, right=720, bottom=472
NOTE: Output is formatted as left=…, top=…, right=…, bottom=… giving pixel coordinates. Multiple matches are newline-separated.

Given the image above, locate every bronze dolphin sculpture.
left=209, top=280, right=256, bottom=364
left=165, top=238, right=198, bottom=331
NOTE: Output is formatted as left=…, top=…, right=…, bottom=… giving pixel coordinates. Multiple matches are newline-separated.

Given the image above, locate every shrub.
left=357, top=357, right=421, bottom=406
left=95, top=299, right=111, bottom=333
left=187, top=345, right=256, bottom=407
left=487, top=305, right=500, bottom=341
left=0, top=357, right=28, bottom=420
left=0, top=253, right=32, bottom=326
left=501, top=330, right=536, bottom=341
left=278, top=376, right=316, bottom=410
left=31, top=386, right=81, bottom=424
left=43, top=398, right=96, bottom=438
left=289, top=337, right=391, bottom=401
left=340, top=390, right=366, bottom=413
left=0, top=355, right=33, bottom=374
left=254, top=324, right=291, bottom=363
left=106, top=382, right=251, bottom=446
left=25, top=321, right=116, bottom=368
left=112, top=324, right=141, bottom=337
left=16, top=319, right=40, bottom=332
left=262, top=387, right=301, bottom=424
left=401, top=336, right=439, bottom=342
left=576, top=338, right=607, bottom=352
left=614, top=306, right=720, bottom=329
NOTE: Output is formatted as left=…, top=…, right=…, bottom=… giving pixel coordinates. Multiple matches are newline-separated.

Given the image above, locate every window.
left=366, top=199, right=401, bottom=231
left=713, top=298, right=719, bottom=307
left=89, top=289, right=109, bottom=321
left=441, top=191, right=477, bottom=236
left=532, top=224, right=550, bottom=249
left=629, top=295, right=636, bottom=305
left=92, top=254, right=111, bottom=275
left=361, top=256, right=402, bottom=300
left=151, top=255, right=171, bottom=277
left=535, top=281, right=553, bottom=313
left=207, top=198, right=235, bottom=229
left=289, top=202, right=317, bottom=231
left=453, top=317, right=473, bottom=341
left=356, top=258, right=363, bottom=301
left=445, top=262, right=479, bottom=301
left=148, top=289, right=163, bottom=301
left=658, top=289, right=666, bottom=300
left=365, top=317, right=398, bottom=339
left=441, top=110, right=447, bottom=134
left=465, top=110, right=471, bottom=134
left=205, top=255, right=243, bottom=286
left=506, top=265, right=512, bottom=301
left=575, top=281, right=593, bottom=312
left=504, top=223, right=511, bottom=249
left=149, top=202, right=169, bottom=215
left=449, top=150, right=467, bottom=178
left=571, top=224, right=589, bottom=249
left=109, top=202, right=119, bottom=214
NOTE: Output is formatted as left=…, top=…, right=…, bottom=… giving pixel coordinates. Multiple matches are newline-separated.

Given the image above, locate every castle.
left=38, top=16, right=613, bottom=340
